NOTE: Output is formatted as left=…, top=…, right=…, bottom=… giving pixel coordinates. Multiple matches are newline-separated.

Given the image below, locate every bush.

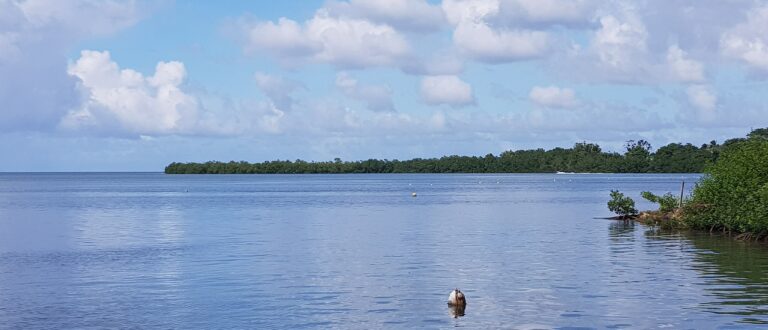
left=608, top=190, right=638, bottom=218
left=684, top=138, right=768, bottom=234
left=641, top=191, right=679, bottom=213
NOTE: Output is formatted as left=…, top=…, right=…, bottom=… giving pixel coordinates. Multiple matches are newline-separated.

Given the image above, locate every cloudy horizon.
left=1, top=0, right=766, bottom=171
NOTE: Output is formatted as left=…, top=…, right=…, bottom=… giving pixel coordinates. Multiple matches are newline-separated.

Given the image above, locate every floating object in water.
left=447, top=289, right=467, bottom=318
left=411, top=192, right=417, bottom=197
left=447, top=289, right=467, bottom=306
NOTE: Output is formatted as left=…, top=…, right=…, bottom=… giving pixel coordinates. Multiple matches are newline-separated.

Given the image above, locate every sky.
left=1, top=0, right=767, bottom=171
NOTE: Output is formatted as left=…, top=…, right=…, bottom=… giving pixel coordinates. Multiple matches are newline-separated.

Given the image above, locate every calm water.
left=1, top=173, right=768, bottom=329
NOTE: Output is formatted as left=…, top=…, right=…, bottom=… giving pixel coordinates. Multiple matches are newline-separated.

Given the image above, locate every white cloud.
left=442, top=0, right=500, bottom=26
left=443, top=0, right=550, bottom=63
left=0, top=0, right=141, bottom=131
left=453, top=22, right=550, bottom=62
left=61, top=52, right=299, bottom=137
left=420, top=75, right=475, bottom=107
left=242, top=18, right=320, bottom=57
left=62, top=50, right=199, bottom=135
left=592, top=14, right=647, bottom=70
left=498, top=0, right=597, bottom=26
left=13, top=0, right=139, bottom=37
left=686, top=85, right=717, bottom=122
left=720, top=4, right=768, bottom=73
left=326, top=0, right=446, bottom=31
left=666, top=45, right=705, bottom=83
left=254, top=72, right=303, bottom=111
left=335, top=72, right=394, bottom=112
left=239, top=10, right=409, bottom=68
left=529, top=86, right=578, bottom=108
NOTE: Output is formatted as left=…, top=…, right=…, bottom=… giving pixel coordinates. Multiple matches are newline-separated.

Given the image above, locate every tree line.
left=165, top=129, right=766, bottom=174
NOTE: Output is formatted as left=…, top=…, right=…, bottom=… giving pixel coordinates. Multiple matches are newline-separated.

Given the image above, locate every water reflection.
left=608, top=220, right=636, bottom=240
left=448, top=303, right=466, bottom=318
left=640, top=228, right=768, bottom=324
left=6, top=173, right=767, bottom=328
left=685, top=233, right=768, bottom=324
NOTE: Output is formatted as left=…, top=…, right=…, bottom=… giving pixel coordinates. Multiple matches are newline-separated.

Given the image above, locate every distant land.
left=165, top=129, right=767, bottom=174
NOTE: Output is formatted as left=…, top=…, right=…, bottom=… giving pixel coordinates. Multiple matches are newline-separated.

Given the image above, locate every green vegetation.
left=641, top=191, right=679, bottom=213
left=608, top=190, right=638, bottom=218
left=606, top=128, right=768, bottom=239
left=684, top=137, right=768, bottom=238
left=165, top=136, right=733, bottom=174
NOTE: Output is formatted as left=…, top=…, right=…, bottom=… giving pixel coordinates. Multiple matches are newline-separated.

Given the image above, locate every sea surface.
left=1, top=173, right=768, bottom=329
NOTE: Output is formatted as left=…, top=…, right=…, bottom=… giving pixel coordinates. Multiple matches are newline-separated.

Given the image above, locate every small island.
left=164, top=129, right=767, bottom=175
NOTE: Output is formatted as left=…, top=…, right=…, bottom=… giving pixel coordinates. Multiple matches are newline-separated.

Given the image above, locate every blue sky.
left=1, top=0, right=767, bottom=171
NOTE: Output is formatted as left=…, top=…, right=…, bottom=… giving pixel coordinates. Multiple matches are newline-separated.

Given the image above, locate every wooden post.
left=679, top=180, right=685, bottom=208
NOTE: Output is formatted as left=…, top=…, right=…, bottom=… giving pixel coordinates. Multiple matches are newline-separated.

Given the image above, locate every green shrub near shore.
left=684, top=138, right=768, bottom=236
left=605, top=128, right=768, bottom=238
left=641, top=191, right=678, bottom=213
left=607, top=190, right=638, bottom=218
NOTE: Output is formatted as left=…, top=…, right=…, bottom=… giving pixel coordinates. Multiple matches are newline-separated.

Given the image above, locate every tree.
left=748, top=127, right=768, bottom=140
left=685, top=138, right=768, bottom=235
left=625, top=139, right=652, bottom=153
left=624, top=139, right=652, bottom=173
left=608, top=190, right=638, bottom=218
left=641, top=191, right=678, bottom=213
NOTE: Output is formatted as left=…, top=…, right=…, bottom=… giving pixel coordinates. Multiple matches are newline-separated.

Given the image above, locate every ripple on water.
left=4, top=173, right=768, bottom=328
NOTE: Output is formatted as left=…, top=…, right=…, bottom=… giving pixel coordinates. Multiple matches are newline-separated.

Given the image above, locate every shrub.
left=608, top=190, right=638, bottom=218
left=684, top=138, right=768, bottom=234
left=641, top=191, right=679, bottom=213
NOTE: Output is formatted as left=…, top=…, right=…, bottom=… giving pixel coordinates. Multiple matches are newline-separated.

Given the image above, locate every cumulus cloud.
left=666, top=45, right=705, bottom=83
left=720, top=4, right=768, bottom=73
left=420, top=75, right=475, bottom=107
left=238, top=10, right=409, bottom=69
left=453, top=22, right=550, bottom=62
left=335, top=72, right=394, bottom=112
left=0, top=0, right=140, bottom=131
left=443, top=0, right=551, bottom=63
left=529, top=86, right=578, bottom=108
left=442, top=0, right=500, bottom=26
left=498, top=0, right=598, bottom=27
left=325, top=0, right=446, bottom=31
left=62, top=50, right=199, bottom=135
left=592, top=14, right=648, bottom=70
left=60, top=52, right=299, bottom=137
left=254, top=72, right=304, bottom=111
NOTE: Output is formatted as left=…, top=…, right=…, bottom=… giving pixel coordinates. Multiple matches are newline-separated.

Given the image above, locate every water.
left=1, top=173, right=767, bottom=329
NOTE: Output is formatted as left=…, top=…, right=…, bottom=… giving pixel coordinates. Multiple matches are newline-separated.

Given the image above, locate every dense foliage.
left=165, top=138, right=729, bottom=174
left=641, top=191, right=679, bottom=213
left=684, top=137, right=768, bottom=236
left=607, top=190, right=638, bottom=218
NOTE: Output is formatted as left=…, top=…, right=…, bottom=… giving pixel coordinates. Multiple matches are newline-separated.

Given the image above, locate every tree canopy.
left=165, top=129, right=765, bottom=174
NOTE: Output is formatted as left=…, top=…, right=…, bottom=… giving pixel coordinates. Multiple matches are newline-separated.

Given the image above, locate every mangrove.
left=607, top=128, right=768, bottom=239
left=162, top=130, right=761, bottom=174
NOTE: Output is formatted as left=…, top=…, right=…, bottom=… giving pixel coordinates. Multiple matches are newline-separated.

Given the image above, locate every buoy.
left=447, top=289, right=467, bottom=306
left=411, top=192, right=417, bottom=197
